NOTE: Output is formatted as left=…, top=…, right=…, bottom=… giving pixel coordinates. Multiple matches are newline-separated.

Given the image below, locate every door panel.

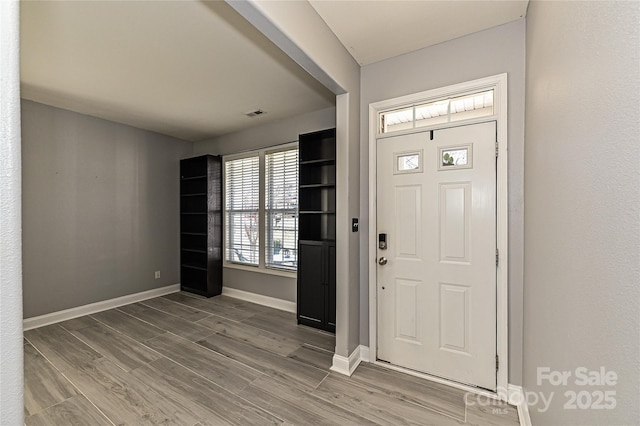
left=377, top=121, right=497, bottom=390
left=395, top=185, right=421, bottom=258
left=395, top=279, right=420, bottom=341
left=439, top=183, right=471, bottom=262
left=297, top=242, right=324, bottom=326
left=440, top=283, right=470, bottom=353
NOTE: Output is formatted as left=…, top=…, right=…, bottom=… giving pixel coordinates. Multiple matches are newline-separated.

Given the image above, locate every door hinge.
left=496, top=249, right=499, bottom=267
left=496, top=354, right=499, bottom=371
left=495, top=141, right=499, bottom=157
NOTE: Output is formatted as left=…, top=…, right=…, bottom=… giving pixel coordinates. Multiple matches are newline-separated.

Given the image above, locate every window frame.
left=222, top=141, right=299, bottom=278
left=378, top=89, right=495, bottom=135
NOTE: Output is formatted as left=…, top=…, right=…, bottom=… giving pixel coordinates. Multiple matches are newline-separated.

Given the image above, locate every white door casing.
left=368, top=74, right=509, bottom=397
left=376, top=122, right=497, bottom=390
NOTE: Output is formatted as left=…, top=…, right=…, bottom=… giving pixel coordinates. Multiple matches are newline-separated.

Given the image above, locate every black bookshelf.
left=180, top=155, right=222, bottom=297
left=297, top=128, right=336, bottom=332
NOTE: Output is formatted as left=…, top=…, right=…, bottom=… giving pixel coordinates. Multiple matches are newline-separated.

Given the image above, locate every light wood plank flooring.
left=24, top=292, right=519, bottom=425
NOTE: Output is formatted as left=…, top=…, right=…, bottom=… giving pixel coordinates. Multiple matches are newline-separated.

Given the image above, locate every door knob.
left=378, top=257, right=387, bottom=265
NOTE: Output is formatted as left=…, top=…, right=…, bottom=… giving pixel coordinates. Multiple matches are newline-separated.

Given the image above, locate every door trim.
left=367, top=73, right=509, bottom=399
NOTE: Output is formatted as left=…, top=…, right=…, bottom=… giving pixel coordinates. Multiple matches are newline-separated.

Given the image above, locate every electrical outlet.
left=154, top=271, right=161, bottom=279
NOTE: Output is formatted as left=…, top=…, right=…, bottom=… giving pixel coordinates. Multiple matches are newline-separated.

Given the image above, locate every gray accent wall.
left=21, top=100, right=193, bottom=318
left=523, top=1, right=639, bottom=424
left=360, top=19, right=526, bottom=385
left=193, top=106, right=336, bottom=303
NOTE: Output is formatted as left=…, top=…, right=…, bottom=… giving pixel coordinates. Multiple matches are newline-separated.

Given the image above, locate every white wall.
left=0, top=1, right=24, bottom=423
left=360, top=19, right=526, bottom=384
left=194, top=106, right=336, bottom=302
left=523, top=1, right=639, bottom=423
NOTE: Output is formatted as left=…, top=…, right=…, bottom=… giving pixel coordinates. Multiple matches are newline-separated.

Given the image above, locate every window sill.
left=224, top=262, right=297, bottom=279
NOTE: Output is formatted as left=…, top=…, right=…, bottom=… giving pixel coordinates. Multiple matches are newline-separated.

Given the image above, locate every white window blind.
left=225, top=156, right=259, bottom=265
left=265, top=148, right=298, bottom=270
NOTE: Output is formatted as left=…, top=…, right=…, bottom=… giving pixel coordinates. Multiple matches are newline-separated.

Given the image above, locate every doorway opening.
left=368, top=74, right=509, bottom=399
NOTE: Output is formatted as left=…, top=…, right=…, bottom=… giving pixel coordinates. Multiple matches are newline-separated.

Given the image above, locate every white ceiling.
left=20, top=1, right=528, bottom=142
left=20, top=1, right=335, bottom=142
left=309, top=0, right=529, bottom=66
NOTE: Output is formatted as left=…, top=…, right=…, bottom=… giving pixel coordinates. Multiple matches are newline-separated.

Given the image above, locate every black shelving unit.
left=297, top=128, right=336, bottom=333
left=180, top=155, right=222, bottom=297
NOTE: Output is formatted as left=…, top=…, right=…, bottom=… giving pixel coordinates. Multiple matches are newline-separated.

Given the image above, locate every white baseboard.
left=359, top=345, right=371, bottom=362
left=330, top=344, right=368, bottom=376
left=23, top=284, right=181, bottom=331
left=221, top=287, right=296, bottom=313
left=508, top=384, right=532, bottom=426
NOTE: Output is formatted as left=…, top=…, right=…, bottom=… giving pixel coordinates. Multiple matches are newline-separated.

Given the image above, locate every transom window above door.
left=379, top=90, right=494, bottom=134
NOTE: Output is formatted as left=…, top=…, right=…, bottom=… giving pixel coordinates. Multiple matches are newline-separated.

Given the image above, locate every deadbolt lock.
left=378, top=233, right=387, bottom=250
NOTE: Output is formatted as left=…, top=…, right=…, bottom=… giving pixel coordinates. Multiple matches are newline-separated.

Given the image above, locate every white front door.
left=376, top=121, right=497, bottom=391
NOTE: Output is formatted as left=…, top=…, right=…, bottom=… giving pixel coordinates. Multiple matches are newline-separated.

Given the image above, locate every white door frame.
left=368, top=73, right=509, bottom=399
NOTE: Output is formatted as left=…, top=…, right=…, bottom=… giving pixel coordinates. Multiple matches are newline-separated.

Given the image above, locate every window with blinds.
left=225, top=156, right=260, bottom=266
left=265, top=148, right=299, bottom=270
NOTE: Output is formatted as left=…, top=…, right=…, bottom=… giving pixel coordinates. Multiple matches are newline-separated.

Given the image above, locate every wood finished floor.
left=24, top=292, right=519, bottom=426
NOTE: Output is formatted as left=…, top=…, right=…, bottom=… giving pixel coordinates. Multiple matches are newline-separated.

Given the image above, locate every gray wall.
left=360, top=19, right=526, bottom=385
left=22, top=100, right=193, bottom=318
left=224, top=2, right=361, bottom=358
left=523, top=1, right=639, bottom=424
left=194, top=106, right=336, bottom=302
